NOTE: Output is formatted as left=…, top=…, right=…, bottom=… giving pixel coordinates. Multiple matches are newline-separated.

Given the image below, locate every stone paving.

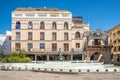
left=0, top=70, right=120, bottom=80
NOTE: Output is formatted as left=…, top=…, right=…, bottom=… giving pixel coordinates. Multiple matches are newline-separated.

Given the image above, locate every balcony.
left=52, top=38, right=56, bottom=40
left=27, top=48, right=45, bottom=52
left=28, top=38, right=32, bottom=40
left=64, top=38, right=68, bottom=41
left=72, top=38, right=82, bottom=40
left=16, top=36, right=20, bottom=40
left=72, top=48, right=83, bottom=52
left=88, top=45, right=110, bottom=48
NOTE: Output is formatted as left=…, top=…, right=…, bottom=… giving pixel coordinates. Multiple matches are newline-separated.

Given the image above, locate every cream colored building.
left=12, top=8, right=89, bottom=60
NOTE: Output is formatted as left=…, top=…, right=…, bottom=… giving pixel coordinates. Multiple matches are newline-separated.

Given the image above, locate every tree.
left=9, top=52, right=18, bottom=57
left=19, top=50, right=26, bottom=58
left=1, top=51, right=32, bottom=63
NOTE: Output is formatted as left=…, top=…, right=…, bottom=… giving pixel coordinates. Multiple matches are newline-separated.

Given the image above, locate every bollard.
left=60, top=69, right=62, bottom=72
left=69, top=69, right=72, bottom=72
left=12, top=67, right=14, bottom=70
left=87, top=69, right=90, bottom=72
left=38, top=68, right=40, bottom=71
left=78, top=69, right=81, bottom=72
left=51, top=69, right=53, bottom=71
left=32, top=68, right=34, bottom=70
left=114, top=69, right=117, bottom=72
left=19, top=67, right=21, bottom=71
left=105, top=69, right=108, bottom=72
left=96, top=69, right=99, bottom=72
left=45, top=68, right=47, bottom=71
left=25, top=67, right=27, bottom=70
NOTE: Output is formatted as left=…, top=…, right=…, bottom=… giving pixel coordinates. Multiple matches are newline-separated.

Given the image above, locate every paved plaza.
left=0, top=70, right=120, bottom=80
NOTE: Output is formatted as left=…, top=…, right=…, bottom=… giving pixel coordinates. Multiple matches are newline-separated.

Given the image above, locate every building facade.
left=0, top=31, right=11, bottom=56
left=85, top=30, right=111, bottom=64
left=11, top=8, right=89, bottom=61
left=109, top=24, right=120, bottom=63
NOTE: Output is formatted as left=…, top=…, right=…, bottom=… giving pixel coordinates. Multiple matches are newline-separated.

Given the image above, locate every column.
left=82, top=54, right=85, bottom=61
left=71, top=54, right=73, bottom=60
left=47, top=54, right=49, bottom=60
left=35, top=54, right=37, bottom=62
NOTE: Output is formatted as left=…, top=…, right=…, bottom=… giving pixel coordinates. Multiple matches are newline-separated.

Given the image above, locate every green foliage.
left=1, top=51, right=32, bottom=63
left=8, top=56, right=21, bottom=63
left=21, top=57, right=32, bottom=62
left=9, top=52, right=18, bottom=57
left=1, top=57, right=8, bottom=63
left=19, top=50, right=26, bottom=58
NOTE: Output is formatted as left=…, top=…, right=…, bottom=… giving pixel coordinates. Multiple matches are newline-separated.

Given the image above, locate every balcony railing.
left=88, top=45, right=110, bottom=48
left=27, top=48, right=45, bottom=52
left=72, top=48, right=83, bottom=52
left=16, top=36, right=20, bottom=40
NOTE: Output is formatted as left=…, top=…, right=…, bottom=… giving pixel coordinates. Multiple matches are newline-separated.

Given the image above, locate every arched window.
left=16, top=21, right=21, bottom=29
left=76, top=32, right=80, bottom=38
left=64, top=22, right=68, bottom=29
left=40, top=22, right=45, bottom=29
left=52, top=22, right=57, bottom=29
left=28, top=21, right=33, bottom=29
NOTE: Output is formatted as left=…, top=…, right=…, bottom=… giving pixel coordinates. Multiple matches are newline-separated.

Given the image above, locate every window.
left=52, top=22, right=57, bottom=29
left=16, top=32, right=20, bottom=40
left=52, top=43, right=57, bottom=51
left=15, top=43, right=21, bottom=51
left=118, top=39, right=120, bottom=42
left=40, top=43, right=45, bottom=49
left=62, top=14, right=69, bottom=17
left=50, top=14, right=58, bottom=17
left=27, top=43, right=33, bottom=51
left=76, top=43, right=80, bottom=48
left=40, top=32, right=45, bottom=40
left=64, top=43, right=69, bottom=51
left=114, top=47, right=116, bottom=52
left=118, top=46, right=120, bottom=51
left=117, top=30, right=120, bottom=34
left=28, top=21, right=33, bottom=29
left=94, top=39, right=101, bottom=45
left=113, top=33, right=116, bottom=36
left=16, top=21, right=21, bottom=29
left=40, top=22, right=45, bottom=29
left=9, top=36, right=11, bottom=40
left=28, top=32, right=32, bottom=40
left=64, top=22, right=68, bottom=30
left=76, top=32, right=80, bottom=38
left=52, top=32, right=57, bottom=40
left=64, top=32, right=68, bottom=40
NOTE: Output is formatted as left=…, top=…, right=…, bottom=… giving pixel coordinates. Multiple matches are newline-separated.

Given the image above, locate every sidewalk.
left=0, top=71, right=120, bottom=80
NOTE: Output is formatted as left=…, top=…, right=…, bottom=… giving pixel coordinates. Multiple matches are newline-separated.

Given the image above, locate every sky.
left=0, top=0, right=120, bottom=34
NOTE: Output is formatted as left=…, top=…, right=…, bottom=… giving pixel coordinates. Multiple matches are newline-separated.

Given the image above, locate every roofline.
left=108, top=24, right=120, bottom=32
left=14, top=8, right=70, bottom=12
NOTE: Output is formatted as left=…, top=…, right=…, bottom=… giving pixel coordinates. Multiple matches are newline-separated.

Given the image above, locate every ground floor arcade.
left=26, top=52, right=86, bottom=61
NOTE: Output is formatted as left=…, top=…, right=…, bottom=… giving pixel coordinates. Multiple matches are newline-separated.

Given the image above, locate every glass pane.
left=40, top=43, right=45, bottom=49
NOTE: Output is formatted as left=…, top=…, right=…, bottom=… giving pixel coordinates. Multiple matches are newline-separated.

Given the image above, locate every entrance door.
left=73, top=54, right=82, bottom=60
